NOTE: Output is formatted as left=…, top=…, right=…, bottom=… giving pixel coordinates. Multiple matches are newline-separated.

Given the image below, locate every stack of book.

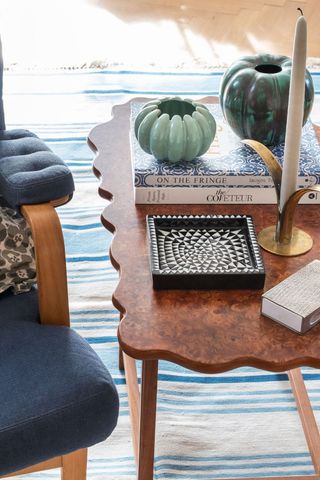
left=131, top=102, right=320, bottom=205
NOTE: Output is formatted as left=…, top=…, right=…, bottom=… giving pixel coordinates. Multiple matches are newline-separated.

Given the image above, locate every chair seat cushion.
left=0, top=319, right=119, bottom=476
left=0, top=129, right=74, bottom=208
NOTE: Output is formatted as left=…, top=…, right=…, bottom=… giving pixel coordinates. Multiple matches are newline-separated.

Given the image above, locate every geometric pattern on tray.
left=148, top=214, right=265, bottom=289
left=157, top=226, right=251, bottom=272
left=149, top=215, right=263, bottom=273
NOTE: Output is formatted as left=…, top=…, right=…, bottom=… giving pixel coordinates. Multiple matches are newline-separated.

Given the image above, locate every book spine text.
left=135, top=173, right=316, bottom=188
left=135, top=187, right=320, bottom=204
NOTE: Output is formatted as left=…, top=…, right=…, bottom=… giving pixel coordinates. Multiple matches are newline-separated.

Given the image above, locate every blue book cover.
left=131, top=102, right=320, bottom=189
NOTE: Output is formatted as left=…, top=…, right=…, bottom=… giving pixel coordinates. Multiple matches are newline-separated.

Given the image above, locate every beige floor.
left=0, top=0, right=319, bottom=70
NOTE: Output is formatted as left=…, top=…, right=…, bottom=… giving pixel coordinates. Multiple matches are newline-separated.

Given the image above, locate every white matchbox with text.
left=261, top=260, right=320, bottom=334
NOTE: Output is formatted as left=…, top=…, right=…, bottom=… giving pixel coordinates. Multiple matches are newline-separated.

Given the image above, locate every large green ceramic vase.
left=219, top=53, right=314, bottom=146
left=134, top=97, right=216, bottom=163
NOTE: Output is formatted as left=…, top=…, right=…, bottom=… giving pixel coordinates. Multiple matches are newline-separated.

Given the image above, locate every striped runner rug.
left=4, top=69, right=320, bottom=480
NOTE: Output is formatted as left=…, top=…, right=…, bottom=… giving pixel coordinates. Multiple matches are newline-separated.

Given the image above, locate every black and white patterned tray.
left=147, top=215, right=265, bottom=290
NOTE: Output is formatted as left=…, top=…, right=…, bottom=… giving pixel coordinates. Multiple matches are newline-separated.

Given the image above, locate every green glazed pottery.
left=219, top=53, right=314, bottom=146
left=134, top=97, right=216, bottom=163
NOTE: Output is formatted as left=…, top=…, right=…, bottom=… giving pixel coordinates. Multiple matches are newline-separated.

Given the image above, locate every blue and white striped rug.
left=5, top=69, right=320, bottom=479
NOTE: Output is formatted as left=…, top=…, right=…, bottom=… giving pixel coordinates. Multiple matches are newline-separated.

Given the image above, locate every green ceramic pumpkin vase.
left=219, top=53, right=314, bottom=146
left=134, top=97, right=216, bottom=163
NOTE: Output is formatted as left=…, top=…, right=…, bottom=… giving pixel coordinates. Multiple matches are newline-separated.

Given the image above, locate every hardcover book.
left=131, top=102, right=320, bottom=204
left=135, top=186, right=320, bottom=205
left=261, top=260, right=320, bottom=334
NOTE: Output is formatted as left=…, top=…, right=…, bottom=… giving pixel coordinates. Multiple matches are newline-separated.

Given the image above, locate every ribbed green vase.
left=134, top=97, right=216, bottom=163
left=219, top=53, right=314, bottom=146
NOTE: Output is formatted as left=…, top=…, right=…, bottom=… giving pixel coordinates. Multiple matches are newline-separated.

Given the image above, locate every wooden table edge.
left=88, top=98, right=320, bottom=375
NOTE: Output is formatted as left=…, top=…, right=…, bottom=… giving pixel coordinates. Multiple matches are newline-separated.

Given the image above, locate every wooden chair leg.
left=138, top=360, right=158, bottom=480
left=61, top=449, right=87, bottom=480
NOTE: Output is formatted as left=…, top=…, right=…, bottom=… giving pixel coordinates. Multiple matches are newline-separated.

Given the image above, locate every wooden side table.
left=89, top=97, right=320, bottom=480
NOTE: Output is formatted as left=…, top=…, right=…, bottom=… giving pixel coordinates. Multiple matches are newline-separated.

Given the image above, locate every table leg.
left=288, top=368, right=320, bottom=474
left=123, top=352, right=140, bottom=464
left=119, top=313, right=124, bottom=370
left=138, top=359, right=158, bottom=480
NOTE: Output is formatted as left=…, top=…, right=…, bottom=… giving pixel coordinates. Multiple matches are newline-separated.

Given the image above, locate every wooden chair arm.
left=21, top=202, right=70, bottom=327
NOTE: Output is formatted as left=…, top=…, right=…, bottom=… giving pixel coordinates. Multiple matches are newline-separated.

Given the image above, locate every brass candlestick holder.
left=242, top=139, right=320, bottom=256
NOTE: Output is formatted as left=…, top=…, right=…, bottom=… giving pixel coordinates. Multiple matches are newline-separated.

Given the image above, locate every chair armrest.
left=21, top=200, right=70, bottom=326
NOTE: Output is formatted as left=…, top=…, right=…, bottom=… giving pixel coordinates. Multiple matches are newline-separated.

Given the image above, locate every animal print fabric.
left=0, top=207, right=36, bottom=294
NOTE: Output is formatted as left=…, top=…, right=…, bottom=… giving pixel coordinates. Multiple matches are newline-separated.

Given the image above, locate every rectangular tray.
left=147, top=215, right=265, bottom=290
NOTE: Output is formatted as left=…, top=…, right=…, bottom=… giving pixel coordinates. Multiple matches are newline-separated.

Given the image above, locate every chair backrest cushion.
left=0, top=36, right=74, bottom=207
left=0, top=130, right=74, bottom=208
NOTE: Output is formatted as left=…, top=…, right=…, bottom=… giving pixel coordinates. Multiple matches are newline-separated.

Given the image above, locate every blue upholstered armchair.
left=0, top=37, right=119, bottom=478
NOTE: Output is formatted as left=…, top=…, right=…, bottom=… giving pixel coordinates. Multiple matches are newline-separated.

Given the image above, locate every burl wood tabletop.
left=88, top=97, right=320, bottom=374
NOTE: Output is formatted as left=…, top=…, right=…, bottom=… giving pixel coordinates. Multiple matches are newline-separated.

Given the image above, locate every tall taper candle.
left=279, top=12, right=307, bottom=212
